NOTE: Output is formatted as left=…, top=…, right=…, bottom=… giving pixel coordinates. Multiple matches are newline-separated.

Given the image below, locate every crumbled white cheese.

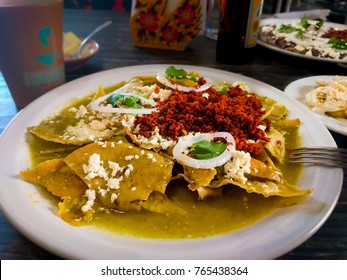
left=62, top=118, right=114, bottom=142
left=107, top=177, right=122, bottom=190
left=98, top=187, right=108, bottom=197
left=83, top=153, right=108, bottom=180
left=257, top=124, right=266, bottom=131
left=81, top=189, right=96, bottom=212
left=124, top=164, right=134, bottom=177
left=134, top=127, right=176, bottom=150
left=224, top=150, right=251, bottom=184
left=125, top=154, right=139, bottom=160
left=202, top=93, right=209, bottom=99
left=132, top=84, right=172, bottom=101
left=294, top=44, right=306, bottom=52
left=75, top=105, right=88, bottom=119
left=110, top=193, right=119, bottom=203
left=121, top=113, right=177, bottom=150
left=147, top=153, right=154, bottom=159
left=61, top=104, right=118, bottom=143
left=108, top=161, right=124, bottom=177
left=125, top=155, right=135, bottom=161
left=82, top=153, right=138, bottom=207
left=146, top=152, right=157, bottom=162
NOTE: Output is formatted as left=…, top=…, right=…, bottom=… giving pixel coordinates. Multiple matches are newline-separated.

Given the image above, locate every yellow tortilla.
left=64, top=139, right=174, bottom=212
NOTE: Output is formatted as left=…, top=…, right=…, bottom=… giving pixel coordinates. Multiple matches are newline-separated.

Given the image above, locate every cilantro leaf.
left=278, top=24, right=297, bottom=33
left=218, top=86, right=229, bottom=95
left=328, top=38, right=347, bottom=50
left=315, top=20, right=324, bottom=29
left=189, top=140, right=227, bottom=160
left=106, top=94, right=122, bottom=107
left=124, top=96, right=141, bottom=108
left=165, top=66, right=187, bottom=79
left=278, top=24, right=304, bottom=36
left=165, top=66, right=198, bottom=82
left=106, top=94, right=142, bottom=108
left=299, top=16, right=310, bottom=29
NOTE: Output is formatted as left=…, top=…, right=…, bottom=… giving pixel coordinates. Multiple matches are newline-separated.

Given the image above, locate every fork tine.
left=289, top=158, right=347, bottom=169
left=290, top=153, right=347, bottom=162
left=290, top=146, right=347, bottom=155
left=289, top=146, right=347, bottom=168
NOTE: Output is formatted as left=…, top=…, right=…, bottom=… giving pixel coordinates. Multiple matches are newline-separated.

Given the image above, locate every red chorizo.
left=135, top=86, right=270, bottom=155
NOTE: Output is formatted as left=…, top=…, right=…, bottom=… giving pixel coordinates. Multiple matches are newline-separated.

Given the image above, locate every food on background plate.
left=258, top=16, right=347, bottom=61
left=305, top=76, right=347, bottom=118
left=63, top=31, right=92, bottom=59
left=20, top=66, right=312, bottom=239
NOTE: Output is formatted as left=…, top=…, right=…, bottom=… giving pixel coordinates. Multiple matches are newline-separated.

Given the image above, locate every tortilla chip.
left=28, top=99, right=123, bottom=146
left=25, top=133, right=79, bottom=163
left=211, top=177, right=312, bottom=198
left=64, top=140, right=174, bottom=212
left=196, top=186, right=223, bottom=200
left=142, top=191, right=186, bottom=215
left=249, top=158, right=282, bottom=183
left=182, top=166, right=217, bottom=191
left=94, top=84, right=106, bottom=99
left=265, top=127, right=285, bottom=163
left=19, top=158, right=87, bottom=199
left=58, top=196, right=100, bottom=226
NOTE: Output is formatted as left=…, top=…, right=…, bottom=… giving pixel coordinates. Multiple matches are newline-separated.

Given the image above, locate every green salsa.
left=23, top=78, right=305, bottom=240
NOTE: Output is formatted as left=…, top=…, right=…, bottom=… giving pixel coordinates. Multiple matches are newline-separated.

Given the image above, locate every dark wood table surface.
left=1, top=9, right=346, bottom=260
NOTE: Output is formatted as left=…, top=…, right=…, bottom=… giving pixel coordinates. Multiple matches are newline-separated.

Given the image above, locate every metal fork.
left=288, top=146, right=347, bottom=168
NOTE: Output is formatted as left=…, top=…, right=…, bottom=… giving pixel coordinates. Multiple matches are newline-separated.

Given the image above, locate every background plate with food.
left=0, top=65, right=342, bottom=259
left=64, top=31, right=100, bottom=71
left=284, top=75, right=347, bottom=136
left=257, top=18, right=347, bottom=63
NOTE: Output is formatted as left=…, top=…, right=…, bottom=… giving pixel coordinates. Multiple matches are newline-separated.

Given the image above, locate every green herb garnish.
left=107, top=94, right=142, bottom=108
left=218, top=86, right=229, bottom=95
left=166, top=65, right=187, bottom=79
left=279, top=16, right=324, bottom=36
left=189, top=140, right=227, bottom=160
left=165, top=66, right=198, bottom=82
left=299, top=16, right=310, bottom=29
left=278, top=24, right=304, bottom=36
left=315, top=20, right=324, bottom=29
left=328, top=38, right=347, bottom=50
left=107, top=94, right=122, bottom=107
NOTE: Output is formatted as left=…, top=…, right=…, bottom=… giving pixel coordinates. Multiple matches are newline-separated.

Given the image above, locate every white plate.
left=284, top=75, right=347, bottom=136
left=257, top=18, right=347, bottom=63
left=0, top=65, right=343, bottom=259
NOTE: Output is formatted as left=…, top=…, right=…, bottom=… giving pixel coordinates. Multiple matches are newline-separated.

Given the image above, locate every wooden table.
left=1, top=9, right=346, bottom=260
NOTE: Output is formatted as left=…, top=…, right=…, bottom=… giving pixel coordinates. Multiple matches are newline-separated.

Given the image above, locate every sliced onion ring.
left=156, top=71, right=212, bottom=92
left=288, top=32, right=329, bottom=47
left=172, top=132, right=236, bottom=169
left=89, top=83, right=156, bottom=114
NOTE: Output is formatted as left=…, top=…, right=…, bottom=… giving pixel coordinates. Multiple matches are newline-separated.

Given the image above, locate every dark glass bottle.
left=216, top=0, right=263, bottom=64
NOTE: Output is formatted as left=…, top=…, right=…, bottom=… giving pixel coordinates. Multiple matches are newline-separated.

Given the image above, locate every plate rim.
left=0, top=64, right=343, bottom=259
